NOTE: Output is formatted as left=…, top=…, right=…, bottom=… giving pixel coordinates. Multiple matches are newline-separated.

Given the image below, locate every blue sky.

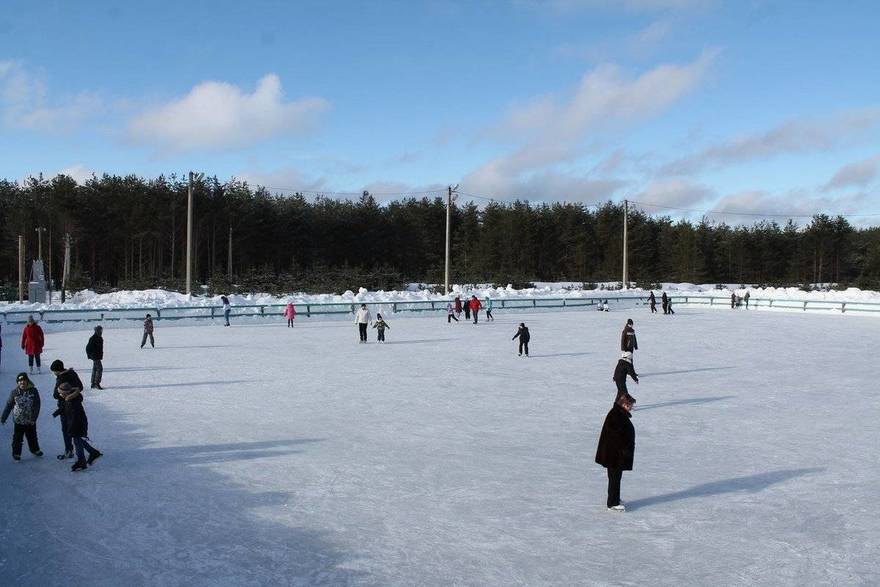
left=2, top=0, right=879, bottom=221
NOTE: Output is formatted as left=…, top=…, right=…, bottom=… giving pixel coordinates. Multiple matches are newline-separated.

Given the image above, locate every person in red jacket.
left=20, top=316, right=45, bottom=374
left=469, top=295, right=482, bottom=324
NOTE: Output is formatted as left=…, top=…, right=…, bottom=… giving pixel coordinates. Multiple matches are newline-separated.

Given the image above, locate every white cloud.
left=236, top=165, right=328, bottom=194
left=662, top=108, right=880, bottom=175
left=128, top=74, right=329, bottom=154
left=56, top=164, right=97, bottom=184
left=823, top=154, right=880, bottom=192
left=635, top=178, right=714, bottom=208
left=0, top=60, right=103, bottom=132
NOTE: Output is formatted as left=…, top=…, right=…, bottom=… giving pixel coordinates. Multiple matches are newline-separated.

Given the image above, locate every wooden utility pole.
left=228, top=224, right=233, bottom=276
left=18, top=235, right=24, bottom=303
left=35, top=226, right=46, bottom=259
left=445, top=185, right=458, bottom=295
left=622, top=199, right=629, bottom=289
left=61, top=233, right=72, bottom=303
left=186, top=171, right=194, bottom=296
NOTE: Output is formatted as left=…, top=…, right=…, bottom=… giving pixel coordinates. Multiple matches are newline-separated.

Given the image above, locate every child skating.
left=373, top=313, right=390, bottom=342
left=512, top=323, right=530, bottom=357
left=1, top=373, right=43, bottom=461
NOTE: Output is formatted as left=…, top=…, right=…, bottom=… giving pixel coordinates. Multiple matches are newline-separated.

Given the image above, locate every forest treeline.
left=2, top=173, right=880, bottom=297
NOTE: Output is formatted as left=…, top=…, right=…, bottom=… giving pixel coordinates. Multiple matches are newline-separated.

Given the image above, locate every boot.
left=86, top=451, right=103, bottom=465
left=71, top=460, right=88, bottom=472
left=57, top=450, right=74, bottom=460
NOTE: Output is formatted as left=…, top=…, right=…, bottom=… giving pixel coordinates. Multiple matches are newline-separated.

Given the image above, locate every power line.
left=628, top=199, right=880, bottom=219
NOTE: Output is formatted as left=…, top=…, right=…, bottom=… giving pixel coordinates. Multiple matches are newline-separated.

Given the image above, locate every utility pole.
left=445, top=185, right=458, bottom=295
left=18, top=235, right=24, bottom=303
left=228, top=224, right=233, bottom=277
left=35, top=226, right=46, bottom=260
left=622, top=199, right=629, bottom=290
left=61, top=233, right=72, bottom=303
left=186, top=171, right=194, bottom=296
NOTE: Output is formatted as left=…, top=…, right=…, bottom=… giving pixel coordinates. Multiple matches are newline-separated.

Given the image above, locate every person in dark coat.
left=512, top=323, right=530, bottom=357
left=454, top=296, right=462, bottom=320
left=595, top=394, right=636, bottom=511
left=744, top=291, right=750, bottom=309
left=648, top=291, right=657, bottom=313
left=463, top=297, right=471, bottom=321
left=50, top=359, right=84, bottom=460
left=0, top=322, right=4, bottom=371
left=1, top=373, right=43, bottom=460
left=141, top=314, right=155, bottom=348
left=86, top=325, right=104, bottom=390
left=55, top=382, right=102, bottom=472
left=661, top=291, right=668, bottom=314
left=731, top=292, right=737, bottom=309
left=620, top=319, right=638, bottom=358
left=613, top=352, right=639, bottom=402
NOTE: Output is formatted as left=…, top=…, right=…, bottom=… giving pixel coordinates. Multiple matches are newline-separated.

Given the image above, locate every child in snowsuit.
left=55, top=382, right=102, bottom=472
left=595, top=394, right=636, bottom=511
left=613, top=352, right=639, bottom=402
left=446, top=302, right=459, bottom=323
left=1, top=373, right=43, bottom=461
left=373, top=314, right=390, bottom=342
left=141, top=314, right=155, bottom=348
left=21, top=315, right=45, bottom=374
left=284, top=303, right=297, bottom=327
left=512, top=323, right=530, bottom=357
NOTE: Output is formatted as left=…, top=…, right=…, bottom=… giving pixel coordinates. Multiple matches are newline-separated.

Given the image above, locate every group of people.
left=731, top=291, right=751, bottom=308
left=353, top=305, right=391, bottom=343
left=647, top=291, right=674, bottom=315
left=446, top=295, right=493, bottom=324
left=2, top=359, right=103, bottom=471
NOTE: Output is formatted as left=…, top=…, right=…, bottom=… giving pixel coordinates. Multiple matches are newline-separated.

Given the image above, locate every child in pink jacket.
left=284, top=304, right=297, bottom=327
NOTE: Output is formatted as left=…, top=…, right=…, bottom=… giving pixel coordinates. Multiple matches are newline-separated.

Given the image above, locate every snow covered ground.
left=0, top=307, right=877, bottom=586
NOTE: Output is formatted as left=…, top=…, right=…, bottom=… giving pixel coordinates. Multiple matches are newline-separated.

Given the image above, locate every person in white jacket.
left=355, top=304, right=372, bottom=343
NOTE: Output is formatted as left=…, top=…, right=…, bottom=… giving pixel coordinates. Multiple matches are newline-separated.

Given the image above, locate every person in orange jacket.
left=469, top=295, right=482, bottom=324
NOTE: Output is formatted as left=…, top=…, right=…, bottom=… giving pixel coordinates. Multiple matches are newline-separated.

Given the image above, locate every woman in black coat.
left=595, top=395, right=635, bottom=511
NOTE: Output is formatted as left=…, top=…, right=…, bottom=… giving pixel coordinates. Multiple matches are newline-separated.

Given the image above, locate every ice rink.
left=1, top=306, right=878, bottom=586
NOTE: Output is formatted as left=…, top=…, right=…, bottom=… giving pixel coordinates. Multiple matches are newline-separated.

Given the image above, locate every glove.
left=52, top=408, right=61, bottom=418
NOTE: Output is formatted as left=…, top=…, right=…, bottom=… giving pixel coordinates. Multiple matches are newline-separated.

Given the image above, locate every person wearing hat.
left=141, top=314, right=155, bottom=348
left=613, top=351, right=639, bottom=402
left=50, top=359, right=84, bottom=460
left=1, top=373, right=43, bottom=461
left=372, top=313, right=390, bottom=343
left=620, top=318, right=638, bottom=366
left=20, top=315, right=45, bottom=374
left=595, top=394, right=636, bottom=511
left=54, top=382, right=102, bottom=472
left=354, top=304, right=372, bottom=343
left=512, top=323, right=530, bottom=357
left=86, top=325, right=104, bottom=390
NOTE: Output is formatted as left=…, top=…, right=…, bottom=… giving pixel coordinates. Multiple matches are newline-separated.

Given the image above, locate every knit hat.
left=50, top=359, right=65, bottom=372
left=626, top=318, right=633, bottom=326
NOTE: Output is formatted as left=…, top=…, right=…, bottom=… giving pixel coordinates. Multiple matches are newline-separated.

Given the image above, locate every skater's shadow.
left=105, top=366, right=189, bottom=373
left=111, top=379, right=260, bottom=390
left=129, top=438, right=326, bottom=465
left=635, top=395, right=735, bottom=411
left=154, top=344, right=236, bottom=349
left=529, top=352, right=591, bottom=359
left=383, top=338, right=455, bottom=345
left=626, top=468, right=824, bottom=511
left=638, top=366, right=735, bottom=377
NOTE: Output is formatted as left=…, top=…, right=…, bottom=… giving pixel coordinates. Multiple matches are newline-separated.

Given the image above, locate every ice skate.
left=608, top=504, right=626, bottom=512
left=71, top=460, right=88, bottom=472
left=87, top=451, right=103, bottom=465
left=57, top=450, right=74, bottom=460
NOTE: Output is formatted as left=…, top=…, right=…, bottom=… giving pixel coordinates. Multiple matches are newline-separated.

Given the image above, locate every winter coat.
left=454, top=298, right=462, bottom=313
left=485, top=297, right=493, bottom=310
left=446, top=302, right=455, bottom=315
left=613, top=359, right=638, bottom=385
left=283, top=304, right=296, bottom=319
left=661, top=292, right=668, bottom=306
left=61, top=394, right=88, bottom=438
left=86, top=333, right=104, bottom=360
left=469, top=298, right=482, bottom=311
left=1, top=384, right=41, bottom=426
left=620, top=325, right=638, bottom=352
left=143, top=317, right=154, bottom=334
left=354, top=308, right=372, bottom=324
left=373, top=319, right=390, bottom=331
left=21, top=323, right=45, bottom=355
left=53, top=369, right=85, bottom=409
left=512, top=326, right=530, bottom=343
left=595, top=403, right=635, bottom=471
left=648, top=292, right=656, bottom=305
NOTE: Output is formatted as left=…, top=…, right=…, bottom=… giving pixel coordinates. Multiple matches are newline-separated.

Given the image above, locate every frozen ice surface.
left=0, top=308, right=877, bottom=585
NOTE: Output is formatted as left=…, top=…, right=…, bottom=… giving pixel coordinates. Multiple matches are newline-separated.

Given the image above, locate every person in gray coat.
left=1, top=373, right=43, bottom=461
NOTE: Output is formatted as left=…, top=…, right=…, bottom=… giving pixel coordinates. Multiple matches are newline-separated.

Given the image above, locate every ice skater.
left=373, top=313, right=390, bottom=342
left=1, top=373, right=43, bottom=461
left=469, top=295, right=482, bottom=324
left=50, top=359, right=84, bottom=460
left=86, top=325, right=104, bottom=390
left=284, top=303, right=297, bottom=327
left=648, top=291, right=657, bottom=313
left=355, top=304, right=372, bottom=343
left=613, top=352, right=639, bottom=402
left=512, top=323, right=530, bottom=357
left=620, top=318, right=638, bottom=364
left=744, top=291, right=750, bottom=309
left=21, top=315, right=44, bottom=374
left=454, top=296, right=462, bottom=320
left=446, top=301, right=459, bottom=323
left=595, top=394, right=636, bottom=511
left=221, top=295, right=232, bottom=326
left=731, top=292, right=736, bottom=309
left=484, top=295, right=494, bottom=321
left=55, top=382, right=102, bottom=472
left=141, top=314, right=155, bottom=348
left=661, top=291, right=668, bottom=314
left=463, top=296, right=471, bottom=321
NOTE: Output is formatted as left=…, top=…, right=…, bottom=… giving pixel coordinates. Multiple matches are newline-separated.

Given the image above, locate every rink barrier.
left=2, top=295, right=879, bottom=325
